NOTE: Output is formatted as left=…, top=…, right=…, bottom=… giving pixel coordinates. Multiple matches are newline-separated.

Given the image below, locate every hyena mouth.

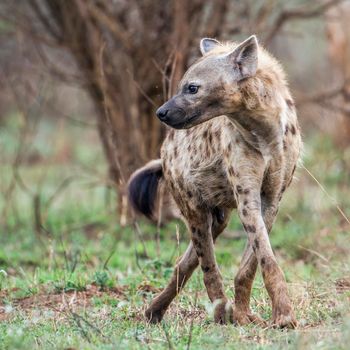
left=168, top=111, right=201, bottom=129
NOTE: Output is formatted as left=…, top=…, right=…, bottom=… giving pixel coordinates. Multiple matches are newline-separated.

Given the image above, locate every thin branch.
left=86, top=2, right=131, bottom=50
left=265, top=0, right=345, bottom=44
left=28, top=0, right=62, bottom=41
left=126, top=68, right=157, bottom=108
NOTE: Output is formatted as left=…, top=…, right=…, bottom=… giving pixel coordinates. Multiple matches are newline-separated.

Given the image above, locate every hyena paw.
left=233, top=308, right=266, bottom=327
left=272, top=302, right=297, bottom=328
left=213, top=300, right=234, bottom=324
left=145, top=307, right=165, bottom=324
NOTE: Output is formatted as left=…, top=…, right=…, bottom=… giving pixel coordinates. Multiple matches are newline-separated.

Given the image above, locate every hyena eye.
left=188, top=84, right=199, bottom=94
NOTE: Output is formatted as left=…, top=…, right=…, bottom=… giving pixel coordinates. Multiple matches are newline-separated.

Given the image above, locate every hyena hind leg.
left=233, top=242, right=266, bottom=326
left=236, top=191, right=297, bottom=328
left=188, top=211, right=233, bottom=324
left=145, top=241, right=198, bottom=323
left=145, top=207, right=230, bottom=323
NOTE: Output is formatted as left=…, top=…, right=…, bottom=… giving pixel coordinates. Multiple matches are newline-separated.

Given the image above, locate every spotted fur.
left=128, top=35, right=302, bottom=327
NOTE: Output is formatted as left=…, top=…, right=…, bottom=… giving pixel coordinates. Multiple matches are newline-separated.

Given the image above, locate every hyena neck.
left=227, top=106, right=285, bottom=161
left=225, top=75, right=290, bottom=159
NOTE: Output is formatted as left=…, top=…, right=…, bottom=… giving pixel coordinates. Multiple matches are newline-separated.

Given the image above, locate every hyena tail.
left=127, top=159, right=179, bottom=222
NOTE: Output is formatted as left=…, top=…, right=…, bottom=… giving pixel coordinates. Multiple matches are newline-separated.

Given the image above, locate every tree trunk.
left=24, top=1, right=209, bottom=222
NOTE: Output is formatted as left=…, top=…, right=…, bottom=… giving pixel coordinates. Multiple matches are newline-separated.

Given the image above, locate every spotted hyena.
left=128, top=35, right=302, bottom=328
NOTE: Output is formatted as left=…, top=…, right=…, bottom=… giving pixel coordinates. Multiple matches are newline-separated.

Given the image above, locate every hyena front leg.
left=145, top=208, right=230, bottom=323
left=233, top=199, right=279, bottom=325
left=233, top=242, right=262, bottom=325
left=236, top=189, right=296, bottom=328
left=189, top=211, right=233, bottom=324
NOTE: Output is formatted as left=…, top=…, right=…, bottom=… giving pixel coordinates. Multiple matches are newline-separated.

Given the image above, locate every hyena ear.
left=200, top=38, right=220, bottom=55
left=226, top=35, right=258, bottom=80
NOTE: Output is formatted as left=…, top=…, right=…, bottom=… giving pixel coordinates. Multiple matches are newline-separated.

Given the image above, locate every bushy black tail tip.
left=127, top=161, right=163, bottom=220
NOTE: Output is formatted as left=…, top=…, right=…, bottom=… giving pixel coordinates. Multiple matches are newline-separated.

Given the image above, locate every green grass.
left=0, top=116, right=350, bottom=349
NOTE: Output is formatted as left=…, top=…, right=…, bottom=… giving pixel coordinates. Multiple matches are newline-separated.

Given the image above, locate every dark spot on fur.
left=236, top=185, right=243, bottom=194
left=243, top=224, right=256, bottom=233
left=228, top=143, right=232, bottom=152
left=208, top=133, right=213, bottom=144
left=242, top=208, right=248, bottom=216
left=243, top=200, right=248, bottom=205
left=197, top=251, right=204, bottom=257
left=243, top=188, right=250, bottom=195
left=254, top=238, right=259, bottom=250
left=202, top=266, right=211, bottom=273
left=192, top=237, right=200, bottom=247
left=187, top=190, right=193, bottom=198
left=191, top=226, right=196, bottom=233
left=203, top=130, right=208, bottom=138
left=286, top=99, right=294, bottom=108
left=174, top=147, right=178, bottom=157
left=290, top=124, right=296, bottom=135
left=261, top=257, right=266, bottom=266
left=283, top=140, right=287, bottom=150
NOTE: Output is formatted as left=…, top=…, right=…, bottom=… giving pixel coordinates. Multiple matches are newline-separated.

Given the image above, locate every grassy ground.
left=0, top=116, right=350, bottom=349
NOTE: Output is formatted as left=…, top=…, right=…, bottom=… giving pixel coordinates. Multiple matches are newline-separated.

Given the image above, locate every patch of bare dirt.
left=0, top=284, right=125, bottom=322
left=335, top=277, right=350, bottom=293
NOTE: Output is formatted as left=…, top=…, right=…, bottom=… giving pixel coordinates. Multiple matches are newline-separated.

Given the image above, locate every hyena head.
left=156, top=35, right=258, bottom=129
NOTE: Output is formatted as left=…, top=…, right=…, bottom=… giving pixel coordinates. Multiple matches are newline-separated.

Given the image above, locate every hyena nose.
left=156, top=107, right=169, bottom=121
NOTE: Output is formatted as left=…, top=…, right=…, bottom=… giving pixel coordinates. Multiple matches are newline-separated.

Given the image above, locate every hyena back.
left=128, top=35, right=302, bottom=328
